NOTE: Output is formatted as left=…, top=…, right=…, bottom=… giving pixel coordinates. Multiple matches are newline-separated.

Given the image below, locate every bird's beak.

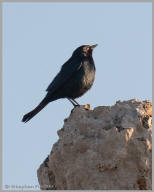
left=91, top=44, right=98, bottom=49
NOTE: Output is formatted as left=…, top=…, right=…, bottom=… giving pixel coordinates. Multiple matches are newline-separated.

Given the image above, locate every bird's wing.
left=46, top=57, right=82, bottom=94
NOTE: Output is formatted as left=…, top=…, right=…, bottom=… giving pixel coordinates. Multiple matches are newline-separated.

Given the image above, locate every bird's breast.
left=68, top=60, right=95, bottom=98
left=82, top=60, right=95, bottom=84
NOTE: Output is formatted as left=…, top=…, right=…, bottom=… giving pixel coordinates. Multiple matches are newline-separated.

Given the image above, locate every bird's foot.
left=71, top=104, right=80, bottom=113
left=73, top=104, right=80, bottom=108
left=70, top=104, right=91, bottom=114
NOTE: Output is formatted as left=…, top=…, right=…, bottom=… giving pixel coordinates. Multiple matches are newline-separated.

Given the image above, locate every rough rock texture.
left=37, top=99, right=152, bottom=190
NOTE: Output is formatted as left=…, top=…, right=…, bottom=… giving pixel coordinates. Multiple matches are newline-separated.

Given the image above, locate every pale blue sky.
left=3, top=2, right=152, bottom=190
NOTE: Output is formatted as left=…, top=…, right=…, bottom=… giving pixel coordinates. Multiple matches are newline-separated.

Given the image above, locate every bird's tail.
left=22, top=98, right=49, bottom=123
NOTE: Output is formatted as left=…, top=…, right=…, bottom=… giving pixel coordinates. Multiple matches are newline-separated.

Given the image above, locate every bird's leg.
left=70, top=98, right=91, bottom=111
left=67, top=98, right=77, bottom=107
left=71, top=99, right=80, bottom=106
left=67, top=98, right=80, bottom=107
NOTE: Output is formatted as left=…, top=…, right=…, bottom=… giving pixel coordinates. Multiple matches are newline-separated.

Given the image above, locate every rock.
left=37, top=99, right=152, bottom=190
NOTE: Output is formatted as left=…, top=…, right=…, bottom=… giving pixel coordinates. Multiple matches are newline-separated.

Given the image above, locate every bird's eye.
left=83, top=47, right=89, bottom=52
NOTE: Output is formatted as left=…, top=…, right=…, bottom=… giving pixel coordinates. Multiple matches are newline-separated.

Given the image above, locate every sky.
left=2, top=2, right=152, bottom=190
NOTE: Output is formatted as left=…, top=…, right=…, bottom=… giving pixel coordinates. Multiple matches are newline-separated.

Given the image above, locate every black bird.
left=22, top=44, right=97, bottom=123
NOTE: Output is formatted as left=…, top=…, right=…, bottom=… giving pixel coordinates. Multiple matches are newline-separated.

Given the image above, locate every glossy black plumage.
left=22, top=44, right=97, bottom=123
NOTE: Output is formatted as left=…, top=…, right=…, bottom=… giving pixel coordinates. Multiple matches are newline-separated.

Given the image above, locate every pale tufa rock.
left=37, top=99, right=152, bottom=190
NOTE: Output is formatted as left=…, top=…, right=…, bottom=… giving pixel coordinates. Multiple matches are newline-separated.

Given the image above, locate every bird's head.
left=72, top=44, right=98, bottom=57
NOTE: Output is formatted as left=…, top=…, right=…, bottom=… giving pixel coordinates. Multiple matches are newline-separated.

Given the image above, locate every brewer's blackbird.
left=22, top=44, right=97, bottom=122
